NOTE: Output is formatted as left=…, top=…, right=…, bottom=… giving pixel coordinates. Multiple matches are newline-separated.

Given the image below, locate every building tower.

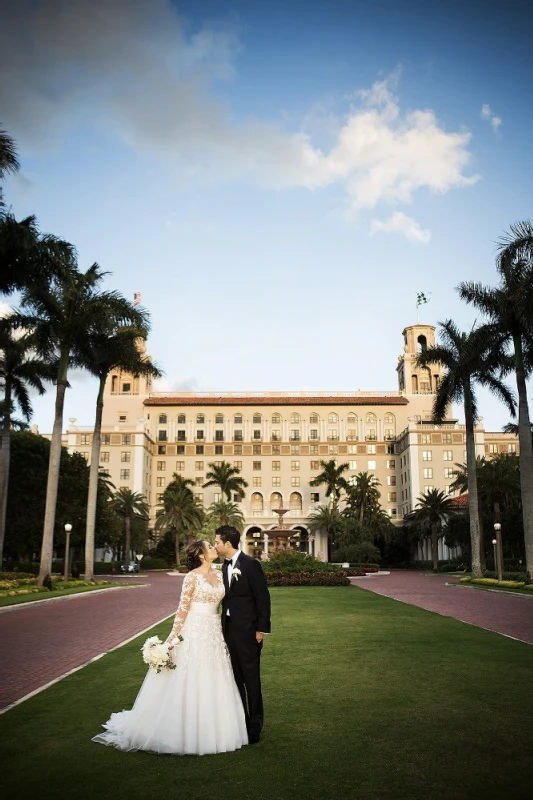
left=396, top=324, right=445, bottom=396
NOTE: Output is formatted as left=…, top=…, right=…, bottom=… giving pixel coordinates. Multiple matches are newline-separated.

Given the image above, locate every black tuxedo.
left=222, top=552, right=271, bottom=737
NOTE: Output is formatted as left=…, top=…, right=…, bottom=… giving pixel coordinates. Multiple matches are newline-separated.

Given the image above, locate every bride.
left=93, top=540, right=248, bottom=755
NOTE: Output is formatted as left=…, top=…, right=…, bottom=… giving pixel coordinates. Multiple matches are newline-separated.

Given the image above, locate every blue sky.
left=1, top=0, right=532, bottom=432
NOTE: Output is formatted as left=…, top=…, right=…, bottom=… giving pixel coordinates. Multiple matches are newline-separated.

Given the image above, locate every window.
left=445, top=486, right=451, bottom=495
left=158, top=445, right=167, bottom=455
left=290, top=413, right=300, bottom=424
left=195, top=477, right=203, bottom=486
left=196, top=493, right=203, bottom=503
left=196, top=414, right=205, bottom=424
left=442, top=433, right=452, bottom=444
left=368, top=460, right=376, bottom=470
left=387, top=459, right=395, bottom=469
left=117, top=468, right=129, bottom=480
left=424, top=485, right=434, bottom=494
left=329, top=445, right=338, bottom=454
left=309, top=429, right=318, bottom=440
left=421, top=434, right=431, bottom=444
left=311, top=461, right=320, bottom=470
left=234, top=445, right=243, bottom=455
left=291, top=460, right=300, bottom=471
left=272, top=413, right=281, bottom=424
left=384, top=429, right=394, bottom=441
left=215, top=430, right=224, bottom=441
left=271, top=429, right=281, bottom=442
left=387, top=444, right=395, bottom=454
left=290, top=430, right=300, bottom=441
left=384, top=413, right=394, bottom=425
left=366, top=429, right=377, bottom=441
left=309, top=413, right=319, bottom=424
left=156, top=493, right=164, bottom=503
left=214, top=492, right=221, bottom=502
left=122, top=434, right=131, bottom=445
left=253, top=444, right=262, bottom=455
left=423, top=468, right=433, bottom=479
left=310, top=445, right=319, bottom=455
left=195, top=461, right=204, bottom=471
left=158, top=430, right=167, bottom=442
left=122, top=382, right=131, bottom=394
left=158, top=414, right=167, bottom=424
left=176, top=445, right=185, bottom=455
left=118, top=415, right=127, bottom=423
left=196, top=430, right=205, bottom=441
left=177, top=414, right=186, bottom=424
left=79, top=452, right=89, bottom=460
left=291, top=445, right=300, bottom=454
left=387, top=476, right=396, bottom=485
left=272, top=461, right=281, bottom=471
left=196, top=445, right=204, bottom=455
left=233, top=493, right=241, bottom=502
left=311, top=492, right=319, bottom=503
left=253, top=414, right=262, bottom=425
left=234, top=461, right=242, bottom=470
left=215, top=445, right=223, bottom=455
left=422, top=450, right=432, bottom=461
left=443, top=450, right=453, bottom=461
left=101, top=451, right=110, bottom=462
left=156, top=476, right=165, bottom=487
left=508, top=443, right=516, bottom=453
left=233, top=430, right=243, bottom=442
left=291, top=477, right=300, bottom=487
left=176, top=461, right=185, bottom=471
left=102, top=434, right=111, bottom=445
left=272, top=476, right=281, bottom=487
left=253, top=477, right=262, bottom=487
left=177, top=430, right=186, bottom=441
left=444, top=468, right=454, bottom=479
left=387, top=508, right=398, bottom=518
left=347, top=413, right=357, bottom=424
left=328, top=430, right=339, bottom=440
left=214, top=461, right=223, bottom=467
left=121, top=451, right=131, bottom=462
left=80, top=434, right=90, bottom=445
left=367, top=444, right=376, bottom=454
left=253, top=461, right=261, bottom=470
left=234, top=414, right=243, bottom=424
left=328, top=413, right=338, bottom=424
left=253, top=430, right=262, bottom=440
left=157, top=460, right=166, bottom=471
left=348, top=445, right=357, bottom=454
left=349, top=461, right=357, bottom=470
left=366, top=413, right=376, bottom=424
left=346, top=429, right=358, bottom=441
left=387, top=492, right=397, bottom=502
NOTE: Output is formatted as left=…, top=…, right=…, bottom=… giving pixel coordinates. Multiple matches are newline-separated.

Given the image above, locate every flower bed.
left=265, top=571, right=350, bottom=586
left=459, top=577, right=533, bottom=592
left=0, top=575, right=111, bottom=598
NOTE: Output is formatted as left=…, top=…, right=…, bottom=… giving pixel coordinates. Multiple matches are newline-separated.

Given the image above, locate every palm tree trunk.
left=478, top=497, right=486, bottom=572
left=513, top=334, right=533, bottom=578
left=431, top=522, right=439, bottom=571
left=175, top=528, right=181, bottom=566
left=84, top=375, right=105, bottom=581
left=464, top=382, right=482, bottom=578
left=0, top=397, right=11, bottom=571
left=38, top=350, right=69, bottom=587
left=124, top=515, right=131, bottom=565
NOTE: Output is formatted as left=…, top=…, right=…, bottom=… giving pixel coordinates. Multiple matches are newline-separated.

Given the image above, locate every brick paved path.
left=350, top=571, right=533, bottom=644
left=0, top=573, right=184, bottom=711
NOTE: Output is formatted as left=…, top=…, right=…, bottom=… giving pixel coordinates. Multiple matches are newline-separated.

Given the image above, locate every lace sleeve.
left=167, top=572, right=196, bottom=642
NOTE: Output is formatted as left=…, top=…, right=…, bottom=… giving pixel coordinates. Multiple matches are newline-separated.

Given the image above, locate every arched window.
left=196, top=413, right=205, bottom=424
left=365, top=412, right=377, bottom=441
left=328, top=413, right=338, bottom=424
left=234, top=413, right=243, bottom=424
left=365, top=413, right=376, bottom=424
left=177, top=414, right=186, bottom=424
left=384, top=413, right=395, bottom=425
left=251, top=492, right=264, bottom=511
left=347, top=413, right=357, bottom=425
left=270, top=492, right=283, bottom=509
left=417, top=335, right=427, bottom=352
left=158, top=414, right=167, bottom=424
left=309, top=413, right=319, bottom=424
left=290, top=492, right=302, bottom=511
left=215, top=413, right=224, bottom=424
left=272, top=413, right=281, bottom=424
left=253, top=413, right=262, bottom=425
left=290, top=413, right=300, bottom=424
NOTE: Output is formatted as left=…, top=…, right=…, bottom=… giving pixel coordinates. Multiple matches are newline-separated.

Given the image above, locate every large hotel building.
left=62, top=323, right=518, bottom=561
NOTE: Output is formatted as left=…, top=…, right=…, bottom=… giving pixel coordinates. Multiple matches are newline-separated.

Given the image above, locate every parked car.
left=120, top=560, right=140, bottom=573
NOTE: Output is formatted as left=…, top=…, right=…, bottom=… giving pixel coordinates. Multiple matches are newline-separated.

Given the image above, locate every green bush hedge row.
left=264, top=571, right=350, bottom=586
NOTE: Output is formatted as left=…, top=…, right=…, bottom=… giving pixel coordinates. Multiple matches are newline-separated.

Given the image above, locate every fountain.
left=267, top=506, right=295, bottom=554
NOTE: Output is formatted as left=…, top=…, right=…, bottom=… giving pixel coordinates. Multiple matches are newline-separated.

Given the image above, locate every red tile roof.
left=144, top=395, right=409, bottom=407
left=449, top=494, right=468, bottom=507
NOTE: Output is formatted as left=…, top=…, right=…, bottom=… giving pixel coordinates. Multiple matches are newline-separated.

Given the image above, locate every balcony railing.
left=346, top=435, right=358, bottom=441
left=289, top=435, right=301, bottom=442
left=232, top=436, right=243, bottom=442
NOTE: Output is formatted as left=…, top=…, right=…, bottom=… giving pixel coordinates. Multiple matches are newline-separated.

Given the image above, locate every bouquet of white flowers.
left=141, top=635, right=181, bottom=673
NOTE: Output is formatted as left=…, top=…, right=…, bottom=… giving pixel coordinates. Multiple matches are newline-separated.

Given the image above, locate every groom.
left=215, top=525, right=271, bottom=745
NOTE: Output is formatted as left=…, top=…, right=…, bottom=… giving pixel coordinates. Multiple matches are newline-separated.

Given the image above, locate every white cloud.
left=480, top=104, right=502, bottom=132
left=0, top=302, right=13, bottom=319
left=0, top=1, right=479, bottom=225
left=370, top=212, right=431, bottom=244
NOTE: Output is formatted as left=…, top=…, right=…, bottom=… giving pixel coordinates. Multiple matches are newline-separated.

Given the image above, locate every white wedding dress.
left=93, top=570, right=248, bottom=755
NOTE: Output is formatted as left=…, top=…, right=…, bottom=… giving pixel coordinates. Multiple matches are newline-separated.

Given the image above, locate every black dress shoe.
left=248, top=732, right=260, bottom=745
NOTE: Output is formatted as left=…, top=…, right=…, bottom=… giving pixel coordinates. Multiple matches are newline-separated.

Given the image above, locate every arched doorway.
left=246, top=526, right=264, bottom=559
left=291, top=525, right=310, bottom=554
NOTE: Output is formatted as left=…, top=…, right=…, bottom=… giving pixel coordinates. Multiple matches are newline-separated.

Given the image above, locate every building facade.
left=63, top=324, right=518, bottom=560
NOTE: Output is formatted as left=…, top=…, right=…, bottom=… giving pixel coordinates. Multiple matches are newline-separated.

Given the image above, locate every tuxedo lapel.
left=229, top=552, right=244, bottom=592
left=222, top=561, right=230, bottom=593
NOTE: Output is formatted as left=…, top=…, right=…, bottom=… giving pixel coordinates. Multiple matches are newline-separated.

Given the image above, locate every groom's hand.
left=255, top=632, right=264, bottom=643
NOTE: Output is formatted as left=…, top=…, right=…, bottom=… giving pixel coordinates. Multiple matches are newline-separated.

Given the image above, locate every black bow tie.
left=224, top=559, right=233, bottom=566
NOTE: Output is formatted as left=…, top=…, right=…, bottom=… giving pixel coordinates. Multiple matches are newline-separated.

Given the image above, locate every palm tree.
left=416, top=320, right=515, bottom=577
left=308, top=503, right=343, bottom=553
left=309, top=459, right=349, bottom=503
left=109, top=489, right=150, bottom=564
left=345, top=471, right=381, bottom=522
left=459, top=222, right=533, bottom=577
left=483, top=453, right=521, bottom=570
left=203, top=461, right=248, bottom=501
left=83, top=318, right=161, bottom=581
left=0, top=325, right=53, bottom=568
left=155, top=484, right=204, bottom=566
left=411, top=489, right=458, bottom=571
left=167, top=472, right=195, bottom=491
left=207, top=500, right=245, bottom=533
left=449, top=456, right=488, bottom=571
left=16, top=262, right=142, bottom=585
left=0, top=127, right=19, bottom=195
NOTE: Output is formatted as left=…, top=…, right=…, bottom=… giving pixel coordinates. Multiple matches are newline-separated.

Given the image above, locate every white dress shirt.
left=226, top=549, right=241, bottom=585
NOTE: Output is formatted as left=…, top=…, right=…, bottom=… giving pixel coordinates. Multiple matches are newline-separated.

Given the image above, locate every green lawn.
left=1, top=587, right=532, bottom=800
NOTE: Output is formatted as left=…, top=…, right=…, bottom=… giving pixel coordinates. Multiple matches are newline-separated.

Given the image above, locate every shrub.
left=262, top=550, right=338, bottom=574
left=483, top=570, right=527, bottom=581
left=332, top=543, right=381, bottom=564
left=142, top=557, right=172, bottom=570
left=264, top=571, right=350, bottom=586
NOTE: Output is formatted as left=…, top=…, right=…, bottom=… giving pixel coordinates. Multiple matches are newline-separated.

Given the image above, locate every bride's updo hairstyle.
left=186, top=540, right=206, bottom=571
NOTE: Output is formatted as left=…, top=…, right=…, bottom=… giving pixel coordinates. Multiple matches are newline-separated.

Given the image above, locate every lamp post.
left=491, top=538, right=498, bottom=579
left=64, top=523, right=72, bottom=583
left=493, top=522, right=503, bottom=581
left=136, top=553, right=143, bottom=573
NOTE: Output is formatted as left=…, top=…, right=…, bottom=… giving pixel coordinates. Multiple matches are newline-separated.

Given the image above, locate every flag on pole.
left=133, top=291, right=142, bottom=306
left=416, top=292, right=430, bottom=307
